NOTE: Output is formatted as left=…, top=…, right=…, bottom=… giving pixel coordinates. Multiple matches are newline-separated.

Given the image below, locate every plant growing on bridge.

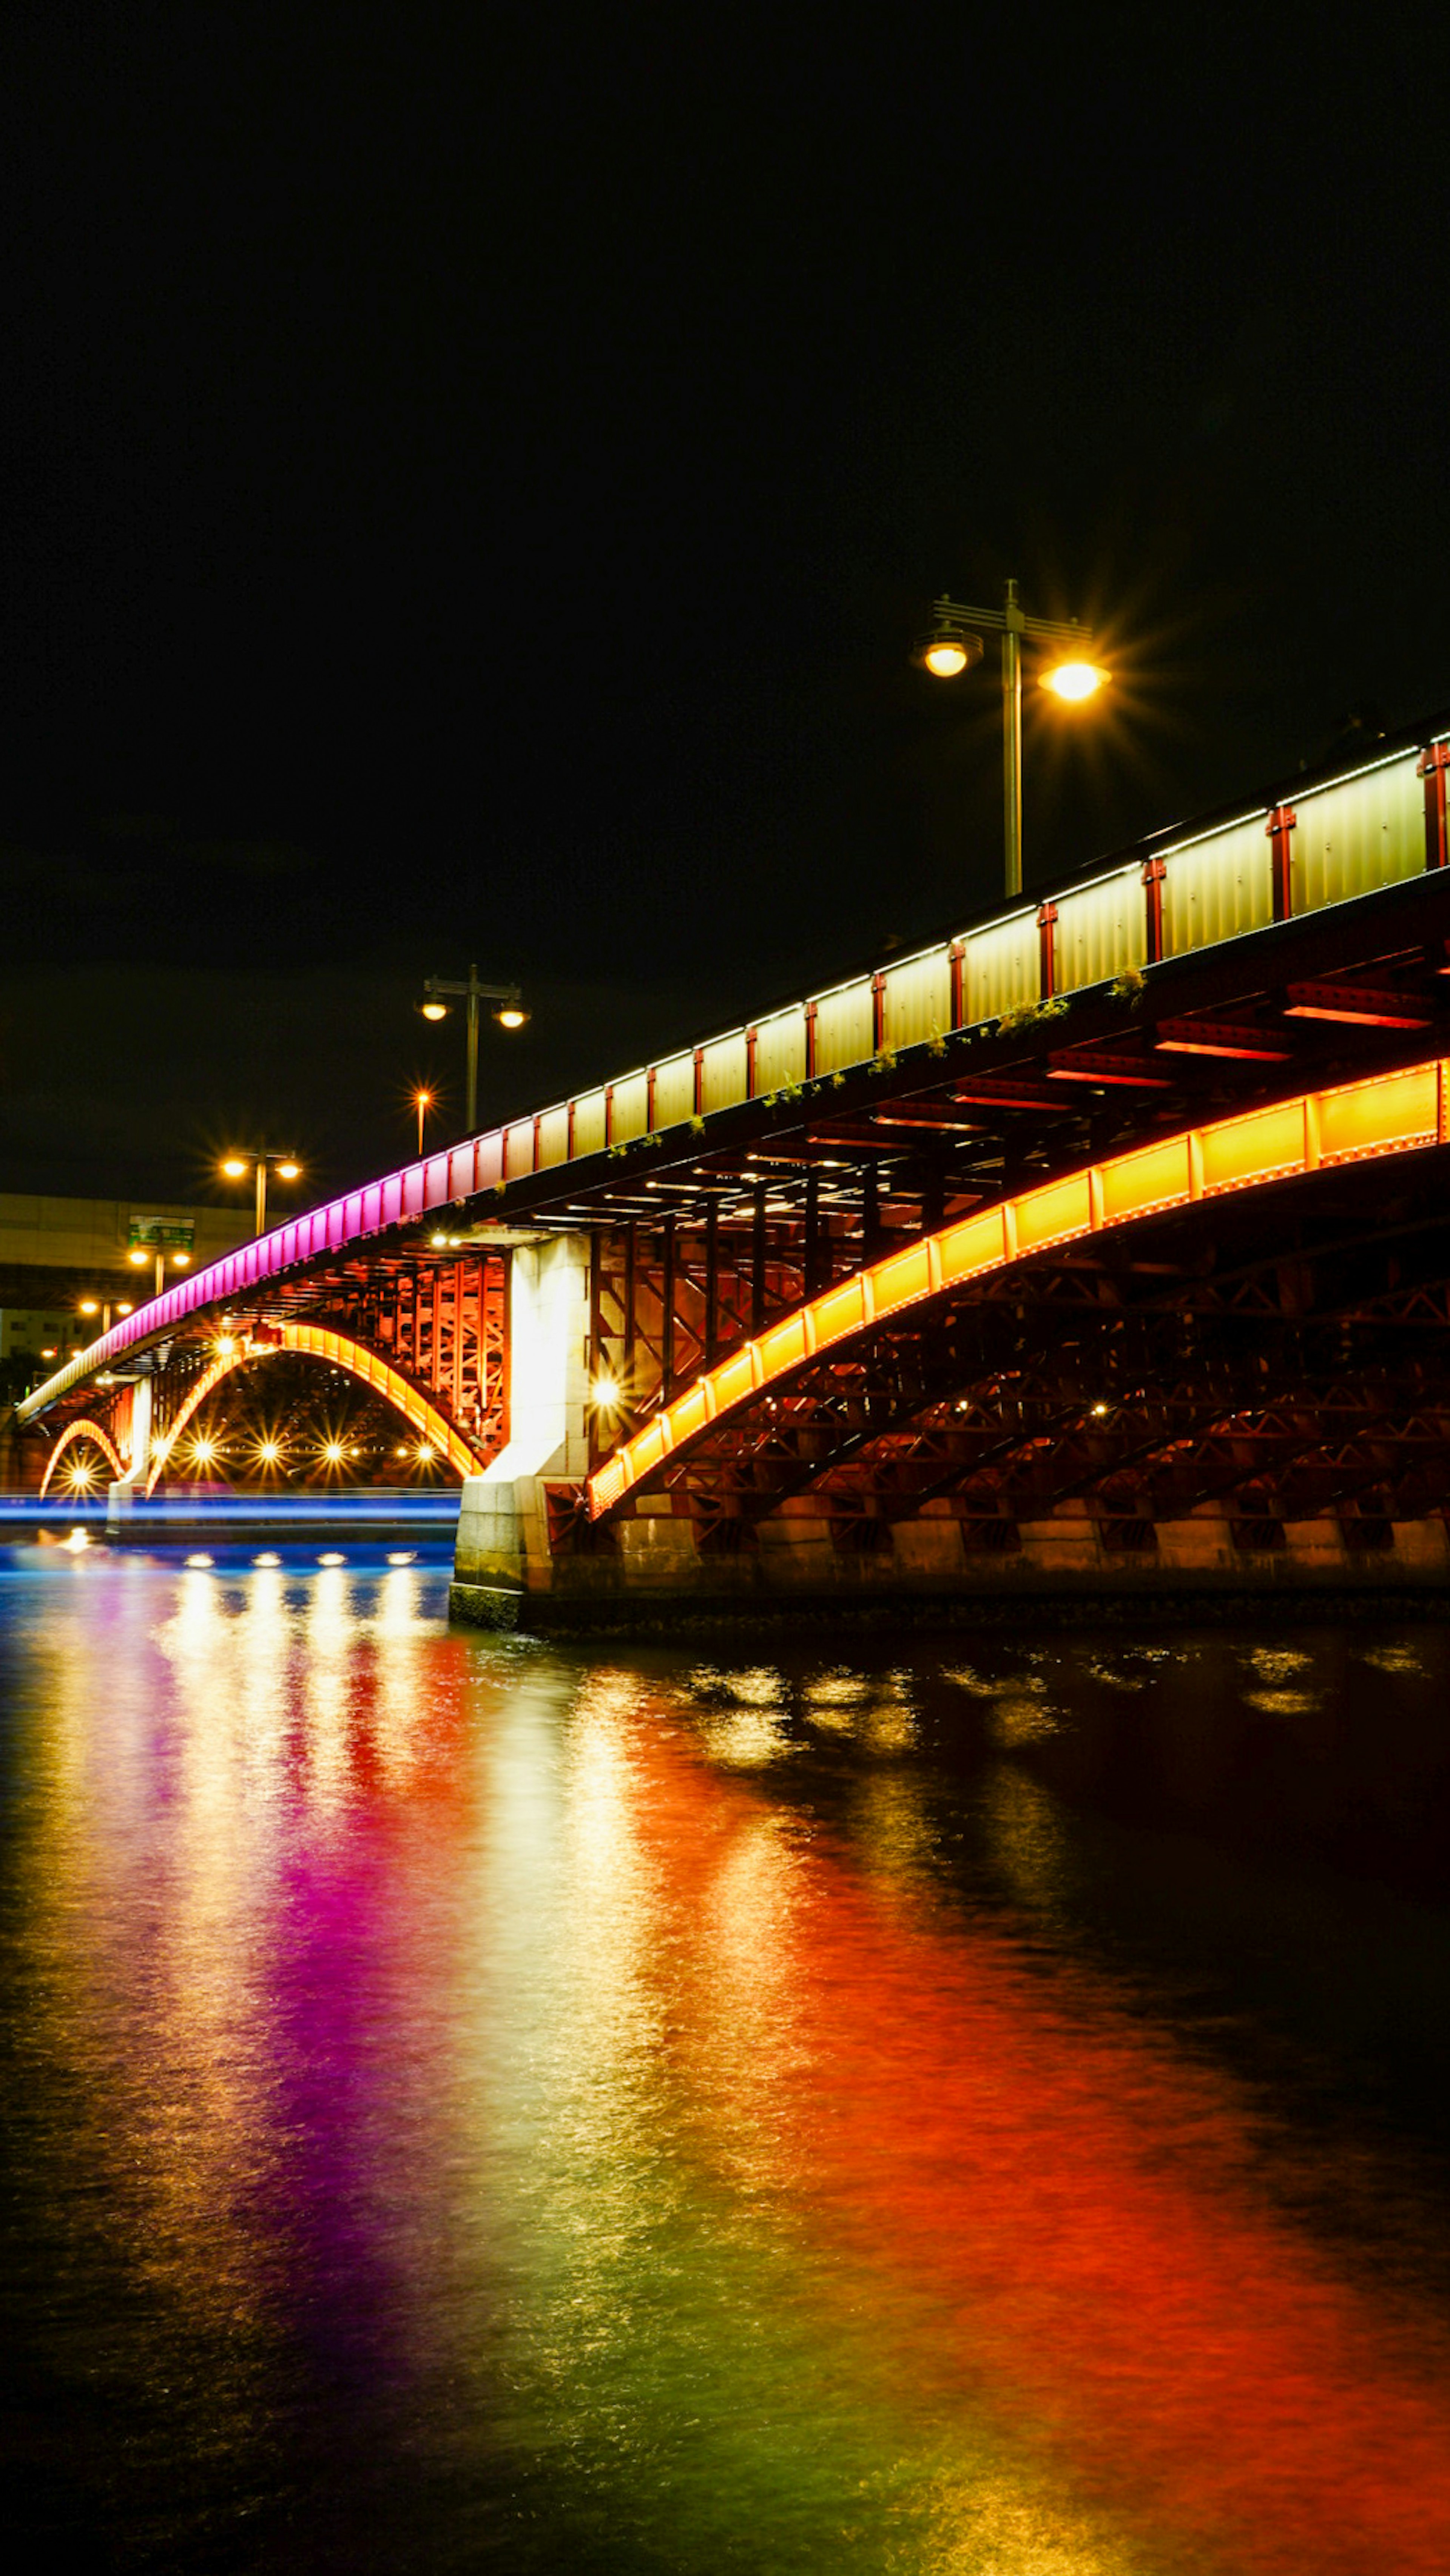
left=1111, top=968, right=1147, bottom=1007
left=996, top=995, right=1070, bottom=1037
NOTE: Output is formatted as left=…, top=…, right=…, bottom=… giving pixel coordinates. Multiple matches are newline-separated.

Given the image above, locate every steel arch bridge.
left=16, top=712, right=1450, bottom=1608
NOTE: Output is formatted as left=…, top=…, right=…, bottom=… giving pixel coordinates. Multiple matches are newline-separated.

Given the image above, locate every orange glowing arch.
left=589, top=1058, right=1450, bottom=1519
left=39, top=1416, right=126, bottom=1499
left=145, top=1321, right=484, bottom=1494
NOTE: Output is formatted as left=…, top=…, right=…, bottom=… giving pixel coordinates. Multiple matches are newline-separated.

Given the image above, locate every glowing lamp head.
left=258, top=1440, right=281, bottom=1465
left=192, top=1436, right=216, bottom=1466
left=79, top=1300, right=99, bottom=1317
left=221, top=1156, right=249, bottom=1179
left=420, top=999, right=449, bottom=1022
left=416, top=1443, right=436, bottom=1465
left=117, top=1303, right=133, bottom=1316
left=322, top=1440, right=345, bottom=1465
left=494, top=1005, right=528, bottom=1031
left=216, top=1334, right=236, bottom=1357
left=275, top=1159, right=301, bottom=1182
left=914, top=624, right=984, bottom=680
left=128, top=1249, right=148, bottom=1268
left=1041, top=658, right=1109, bottom=703
left=171, top=1252, right=190, bottom=1268
left=590, top=1372, right=623, bottom=1412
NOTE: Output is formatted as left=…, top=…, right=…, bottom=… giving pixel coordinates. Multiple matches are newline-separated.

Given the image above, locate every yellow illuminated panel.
left=1098, top=1136, right=1194, bottom=1227
left=588, top=1059, right=1450, bottom=1520
left=757, top=1313, right=808, bottom=1377
left=710, top=1346, right=758, bottom=1411
left=1198, top=1099, right=1307, bottom=1197
left=1318, top=1064, right=1439, bottom=1165
left=872, top=1242, right=934, bottom=1314
left=666, top=1381, right=712, bottom=1446
left=812, top=1275, right=870, bottom=1349
left=939, top=1207, right=1009, bottom=1284
left=1012, top=1172, right=1093, bottom=1257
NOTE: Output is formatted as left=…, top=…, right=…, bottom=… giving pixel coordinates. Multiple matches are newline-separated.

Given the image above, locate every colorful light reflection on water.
left=2, top=1548, right=1448, bottom=2573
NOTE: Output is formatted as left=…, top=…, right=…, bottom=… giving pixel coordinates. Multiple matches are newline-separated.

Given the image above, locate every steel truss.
left=615, top=1166, right=1450, bottom=1546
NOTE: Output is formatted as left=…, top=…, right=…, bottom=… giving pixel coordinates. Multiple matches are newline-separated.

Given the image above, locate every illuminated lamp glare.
left=62, top=1528, right=89, bottom=1552
left=420, top=1001, right=448, bottom=1022
left=318, top=1551, right=345, bottom=1566
left=322, top=1441, right=345, bottom=1464
left=430, top=1232, right=449, bottom=1248
left=117, top=1303, right=133, bottom=1315
left=387, top=1551, right=416, bottom=1565
left=171, top=1252, right=190, bottom=1267
left=590, top=1373, right=623, bottom=1411
left=79, top=1300, right=99, bottom=1316
left=128, top=1250, right=148, bottom=1267
left=221, top=1157, right=249, bottom=1178
left=254, top=1552, right=281, bottom=1567
left=216, top=1334, right=236, bottom=1357
left=924, top=638, right=970, bottom=677
left=494, top=1006, right=528, bottom=1030
left=258, top=1440, right=282, bottom=1465
left=186, top=1552, right=213, bottom=1569
left=1041, top=660, right=1109, bottom=702
left=40, top=1347, right=56, bottom=1359
left=276, top=1160, right=301, bottom=1181
left=416, top=1443, right=436, bottom=1464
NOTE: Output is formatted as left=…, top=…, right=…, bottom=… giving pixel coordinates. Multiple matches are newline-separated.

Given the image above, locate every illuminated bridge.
left=17, top=719, right=1450, bottom=1617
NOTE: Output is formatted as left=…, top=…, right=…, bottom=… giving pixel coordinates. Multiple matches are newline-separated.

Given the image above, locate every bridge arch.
left=589, top=1060, right=1450, bottom=1519
left=39, top=1417, right=126, bottom=1500
left=145, top=1322, right=487, bottom=1495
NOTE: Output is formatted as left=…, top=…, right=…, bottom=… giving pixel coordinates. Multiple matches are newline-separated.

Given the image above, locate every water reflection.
left=2, top=1556, right=1449, bottom=2573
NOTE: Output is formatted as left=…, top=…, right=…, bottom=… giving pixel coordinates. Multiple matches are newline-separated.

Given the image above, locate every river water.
left=2, top=1545, right=1448, bottom=2574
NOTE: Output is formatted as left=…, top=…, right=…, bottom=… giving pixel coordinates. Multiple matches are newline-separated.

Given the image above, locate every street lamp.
left=220, top=1151, right=303, bottom=1238
left=417, top=964, right=528, bottom=1136
left=412, top=1089, right=434, bottom=1157
left=915, top=579, right=1109, bottom=899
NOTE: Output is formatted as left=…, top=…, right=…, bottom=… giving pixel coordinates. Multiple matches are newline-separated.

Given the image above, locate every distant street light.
left=915, top=578, right=1110, bottom=898
left=220, top=1151, right=304, bottom=1238
left=413, top=1089, right=434, bottom=1157
left=417, top=964, right=528, bottom=1136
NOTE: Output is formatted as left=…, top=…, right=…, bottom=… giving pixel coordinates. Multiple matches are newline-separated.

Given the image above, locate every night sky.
left=3, top=8, right=1448, bottom=1204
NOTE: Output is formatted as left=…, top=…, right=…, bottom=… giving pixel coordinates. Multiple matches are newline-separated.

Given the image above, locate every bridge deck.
left=18, top=719, right=1450, bottom=1429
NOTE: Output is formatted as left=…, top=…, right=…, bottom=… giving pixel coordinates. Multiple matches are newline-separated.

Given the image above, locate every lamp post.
left=915, top=579, right=1109, bottom=899
left=220, top=1152, right=302, bottom=1239
left=418, top=965, right=528, bottom=1136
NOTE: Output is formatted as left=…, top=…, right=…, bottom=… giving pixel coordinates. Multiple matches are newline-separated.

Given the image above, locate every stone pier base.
left=451, top=1499, right=1450, bottom=1635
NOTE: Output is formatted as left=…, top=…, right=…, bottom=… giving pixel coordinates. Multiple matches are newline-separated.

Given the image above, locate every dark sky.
left=3, top=6, right=1449, bottom=1203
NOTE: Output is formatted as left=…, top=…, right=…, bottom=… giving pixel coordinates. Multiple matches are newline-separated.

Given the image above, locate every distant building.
left=0, top=1194, right=251, bottom=1391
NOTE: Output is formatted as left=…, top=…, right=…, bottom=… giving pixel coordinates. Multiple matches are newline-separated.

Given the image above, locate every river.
left=2, top=1543, right=1448, bottom=2572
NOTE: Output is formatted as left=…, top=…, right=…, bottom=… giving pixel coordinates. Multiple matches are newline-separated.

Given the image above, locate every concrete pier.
left=453, top=1483, right=1450, bottom=1632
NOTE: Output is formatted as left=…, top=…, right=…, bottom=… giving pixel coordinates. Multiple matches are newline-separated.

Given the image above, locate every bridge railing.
left=17, top=734, right=1448, bottom=1424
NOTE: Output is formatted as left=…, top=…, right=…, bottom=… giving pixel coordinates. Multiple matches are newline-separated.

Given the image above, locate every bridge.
left=16, top=717, right=1450, bottom=1618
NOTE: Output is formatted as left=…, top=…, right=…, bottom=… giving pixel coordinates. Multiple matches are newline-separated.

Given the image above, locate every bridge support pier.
left=451, top=1234, right=591, bottom=1625
left=105, top=1374, right=152, bottom=1528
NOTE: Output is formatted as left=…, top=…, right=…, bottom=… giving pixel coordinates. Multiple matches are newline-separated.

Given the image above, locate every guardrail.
left=18, top=732, right=1450, bottom=1424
